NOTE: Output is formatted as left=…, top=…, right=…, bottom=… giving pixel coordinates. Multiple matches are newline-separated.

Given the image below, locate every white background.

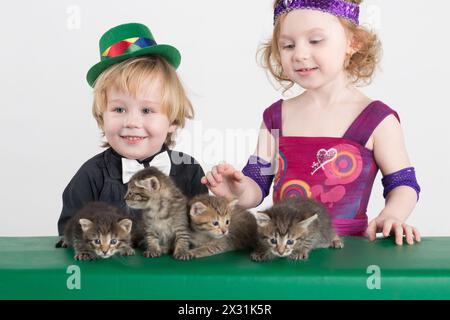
left=0, top=0, right=448, bottom=236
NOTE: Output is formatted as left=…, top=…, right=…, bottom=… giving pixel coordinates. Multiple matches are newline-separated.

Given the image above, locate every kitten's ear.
left=227, top=198, right=239, bottom=210
left=79, top=219, right=93, bottom=233
left=190, top=202, right=208, bottom=216
left=298, top=214, right=318, bottom=229
left=254, top=212, right=271, bottom=227
left=118, top=219, right=133, bottom=234
left=136, top=177, right=160, bottom=191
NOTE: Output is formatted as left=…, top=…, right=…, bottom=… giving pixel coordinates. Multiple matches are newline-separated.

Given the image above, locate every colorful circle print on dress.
left=279, top=180, right=312, bottom=199
left=274, top=151, right=287, bottom=190
left=322, top=144, right=363, bottom=185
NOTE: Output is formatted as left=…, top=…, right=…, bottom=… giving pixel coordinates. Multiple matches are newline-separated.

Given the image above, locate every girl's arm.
left=201, top=122, right=277, bottom=209
left=367, top=115, right=421, bottom=245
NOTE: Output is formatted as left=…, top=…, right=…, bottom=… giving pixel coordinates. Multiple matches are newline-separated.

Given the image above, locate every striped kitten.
left=124, top=167, right=192, bottom=260
left=57, top=202, right=135, bottom=260
left=188, top=195, right=257, bottom=258
left=251, top=197, right=344, bottom=262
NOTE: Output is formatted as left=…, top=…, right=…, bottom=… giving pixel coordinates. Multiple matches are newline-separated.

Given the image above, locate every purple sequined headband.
left=274, top=0, right=360, bottom=25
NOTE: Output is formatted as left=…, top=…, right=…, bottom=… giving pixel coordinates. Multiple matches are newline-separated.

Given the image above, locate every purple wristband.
left=382, top=167, right=421, bottom=200
left=242, top=155, right=275, bottom=205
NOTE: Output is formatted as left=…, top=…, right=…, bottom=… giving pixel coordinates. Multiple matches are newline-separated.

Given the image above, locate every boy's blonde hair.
left=92, top=55, right=194, bottom=148
left=260, top=0, right=381, bottom=91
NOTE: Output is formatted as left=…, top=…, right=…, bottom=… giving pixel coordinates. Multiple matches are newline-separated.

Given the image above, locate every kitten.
left=188, top=195, right=257, bottom=258
left=56, top=202, right=135, bottom=261
left=124, top=167, right=192, bottom=260
left=251, top=197, right=343, bottom=262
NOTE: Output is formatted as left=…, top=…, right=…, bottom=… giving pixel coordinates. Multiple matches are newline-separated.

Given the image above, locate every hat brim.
left=86, top=44, right=181, bottom=87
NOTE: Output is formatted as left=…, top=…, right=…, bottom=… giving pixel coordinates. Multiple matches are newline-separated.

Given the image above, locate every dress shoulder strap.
left=263, top=99, right=283, bottom=137
left=343, top=100, right=400, bottom=147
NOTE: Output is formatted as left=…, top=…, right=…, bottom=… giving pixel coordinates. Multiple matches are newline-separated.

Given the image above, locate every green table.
left=0, top=236, right=449, bottom=299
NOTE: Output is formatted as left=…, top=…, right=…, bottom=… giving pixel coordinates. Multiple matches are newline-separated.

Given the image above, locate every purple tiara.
left=274, top=0, right=360, bottom=25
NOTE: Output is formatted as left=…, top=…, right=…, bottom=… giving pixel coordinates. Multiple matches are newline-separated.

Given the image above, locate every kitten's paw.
left=143, top=249, right=162, bottom=258
left=332, top=237, right=344, bottom=249
left=55, top=240, right=68, bottom=248
left=288, top=249, right=309, bottom=260
left=121, top=248, right=136, bottom=256
left=188, top=249, right=200, bottom=259
left=289, top=250, right=309, bottom=260
left=74, top=253, right=96, bottom=261
left=250, top=252, right=271, bottom=262
left=173, top=250, right=193, bottom=261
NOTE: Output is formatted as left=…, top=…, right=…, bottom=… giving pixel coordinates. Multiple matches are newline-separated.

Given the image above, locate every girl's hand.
left=366, top=213, right=421, bottom=245
left=201, top=162, right=246, bottom=200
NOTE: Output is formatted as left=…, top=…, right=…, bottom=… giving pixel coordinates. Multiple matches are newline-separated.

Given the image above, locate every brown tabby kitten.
left=188, top=195, right=257, bottom=258
left=124, top=167, right=192, bottom=260
left=57, top=202, right=135, bottom=261
left=251, top=197, right=343, bottom=262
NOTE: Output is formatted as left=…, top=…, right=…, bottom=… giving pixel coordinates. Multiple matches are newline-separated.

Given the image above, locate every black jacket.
left=57, top=147, right=208, bottom=235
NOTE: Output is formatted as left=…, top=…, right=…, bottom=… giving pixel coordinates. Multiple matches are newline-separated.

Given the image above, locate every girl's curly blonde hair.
left=260, top=0, right=381, bottom=91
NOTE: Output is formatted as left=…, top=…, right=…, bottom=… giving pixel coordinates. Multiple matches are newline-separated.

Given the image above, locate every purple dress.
left=264, top=99, right=399, bottom=236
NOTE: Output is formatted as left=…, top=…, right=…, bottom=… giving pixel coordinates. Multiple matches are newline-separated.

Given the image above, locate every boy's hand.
left=366, top=213, right=421, bottom=245
left=201, top=162, right=246, bottom=200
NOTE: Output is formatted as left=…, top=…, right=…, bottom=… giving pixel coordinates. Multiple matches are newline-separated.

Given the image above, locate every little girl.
left=202, top=0, right=421, bottom=245
left=57, top=23, right=207, bottom=235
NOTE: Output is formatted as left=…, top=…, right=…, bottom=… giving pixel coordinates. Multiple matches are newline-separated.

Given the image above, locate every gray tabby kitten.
left=124, top=167, right=192, bottom=260
left=251, top=197, right=344, bottom=262
left=188, top=195, right=257, bottom=258
left=57, top=202, right=135, bottom=260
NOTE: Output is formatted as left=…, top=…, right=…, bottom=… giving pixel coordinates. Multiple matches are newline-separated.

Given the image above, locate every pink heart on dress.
left=317, top=148, right=337, bottom=166
left=311, top=148, right=338, bottom=175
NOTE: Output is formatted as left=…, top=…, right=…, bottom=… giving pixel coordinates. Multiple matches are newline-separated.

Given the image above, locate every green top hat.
left=86, top=23, right=181, bottom=87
